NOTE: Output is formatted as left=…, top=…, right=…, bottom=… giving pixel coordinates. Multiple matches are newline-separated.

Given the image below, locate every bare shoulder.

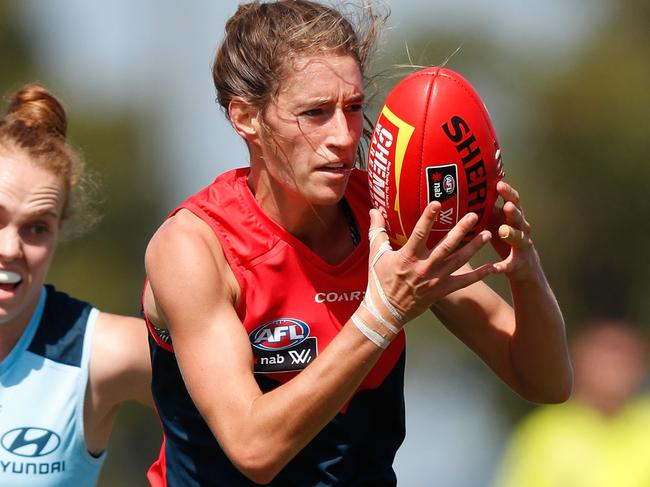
left=145, top=209, right=239, bottom=323
left=94, top=312, right=148, bottom=353
left=146, top=209, right=221, bottom=267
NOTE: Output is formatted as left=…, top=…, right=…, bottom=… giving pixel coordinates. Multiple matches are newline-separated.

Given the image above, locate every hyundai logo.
left=1, top=427, right=61, bottom=457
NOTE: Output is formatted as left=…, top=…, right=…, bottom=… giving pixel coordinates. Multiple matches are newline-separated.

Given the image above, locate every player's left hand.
left=487, top=180, right=541, bottom=281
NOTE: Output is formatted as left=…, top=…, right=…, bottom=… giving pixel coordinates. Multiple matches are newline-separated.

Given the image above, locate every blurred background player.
left=493, top=319, right=650, bottom=487
left=0, top=84, right=153, bottom=487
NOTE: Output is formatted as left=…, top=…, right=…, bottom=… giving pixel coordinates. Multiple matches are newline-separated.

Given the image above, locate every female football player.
left=143, top=1, right=572, bottom=485
left=0, top=84, right=152, bottom=486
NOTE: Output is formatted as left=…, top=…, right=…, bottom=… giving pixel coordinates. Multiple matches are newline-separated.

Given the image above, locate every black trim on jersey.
left=341, top=198, right=360, bottom=248
left=27, top=284, right=92, bottom=368
left=150, top=334, right=405, bottom=486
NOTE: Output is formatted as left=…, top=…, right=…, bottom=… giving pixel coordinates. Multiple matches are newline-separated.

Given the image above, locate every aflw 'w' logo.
left=288, top=349, right=312, bottom=365
left=438, top=208, right=454, bottom=225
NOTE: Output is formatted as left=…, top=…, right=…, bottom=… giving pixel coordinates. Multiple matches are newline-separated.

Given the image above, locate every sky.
left=14, top=1, right=606, bottom=484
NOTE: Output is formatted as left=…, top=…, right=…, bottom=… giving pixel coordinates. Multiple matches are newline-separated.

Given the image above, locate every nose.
left=327, top=108, right=356, bottom=149
left=0, top=227, right=23, bottom=261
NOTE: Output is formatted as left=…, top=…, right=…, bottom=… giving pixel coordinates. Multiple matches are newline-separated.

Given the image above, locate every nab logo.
left=1, top=427, right=60, bottom=457
left=426, top=164, right=457, bottom=204
left=250, top=319, right=310, bottom=351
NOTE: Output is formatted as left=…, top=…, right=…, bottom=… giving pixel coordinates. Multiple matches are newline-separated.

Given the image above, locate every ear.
left=229, top=97, right=261, bottom=141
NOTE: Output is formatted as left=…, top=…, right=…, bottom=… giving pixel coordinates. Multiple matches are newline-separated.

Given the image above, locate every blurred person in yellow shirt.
left=493, top=319, right=650, bottom=487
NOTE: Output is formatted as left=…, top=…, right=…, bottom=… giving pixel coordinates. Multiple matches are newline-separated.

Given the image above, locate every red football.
left=367, top=67, right=504, bottom=248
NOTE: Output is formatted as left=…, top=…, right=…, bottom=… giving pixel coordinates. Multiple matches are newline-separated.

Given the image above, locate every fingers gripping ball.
left=367, top=67, right=505, bottom=248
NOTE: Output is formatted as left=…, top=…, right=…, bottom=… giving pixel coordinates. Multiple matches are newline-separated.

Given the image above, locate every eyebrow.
left=0, top=207, right=62, bottom=222
left=296, top=93, right=365, bottom=108
left=26, top=209, right=61, bottom=219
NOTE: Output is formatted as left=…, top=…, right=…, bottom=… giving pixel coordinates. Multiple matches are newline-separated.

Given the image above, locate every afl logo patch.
left=249, top=318, right=310, bottom=351
left=443, top=174, right=455, bottom=194
left=426, top=164, right=458, bottom=203
left=1, top=427, right=61, bottom=457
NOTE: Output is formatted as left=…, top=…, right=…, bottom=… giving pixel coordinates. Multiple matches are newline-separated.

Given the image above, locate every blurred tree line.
left=1, top=0, right=649, bottom=485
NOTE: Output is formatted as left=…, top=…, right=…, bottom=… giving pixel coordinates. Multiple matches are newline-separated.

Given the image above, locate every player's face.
left=0, top=148, right=65, bottom=329
left=259, top=54, right=364, bottom=206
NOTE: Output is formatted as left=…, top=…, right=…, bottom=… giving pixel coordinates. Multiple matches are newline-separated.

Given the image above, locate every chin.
left=316, top=179, right=350, bottom=205
left=311, top=189, right=346, bottom=207
left=0, top=308, right=16, bottom=327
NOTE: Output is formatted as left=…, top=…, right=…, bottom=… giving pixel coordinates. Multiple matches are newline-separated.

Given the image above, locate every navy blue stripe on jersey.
left=149, top=334, right=405, bottom=486
left=27, top=284, right=92, bottom=367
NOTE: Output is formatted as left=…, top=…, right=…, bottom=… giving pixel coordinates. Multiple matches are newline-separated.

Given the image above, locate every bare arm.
left=144, top=210, right=385, bottom=483
left=433, top=181, right=572, bottom=403
left=85, top=312, right=153, bottom=455
left=144, top=204, right=494, bottom=483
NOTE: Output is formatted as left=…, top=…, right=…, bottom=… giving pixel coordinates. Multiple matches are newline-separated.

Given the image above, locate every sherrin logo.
left=250, top=319, right=310, bottom=351
left=368, top=105, right=415, bottom=246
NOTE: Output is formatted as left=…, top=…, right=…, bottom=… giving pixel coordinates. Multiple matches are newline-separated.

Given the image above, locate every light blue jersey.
left=0, top=285, right=106, bottom=487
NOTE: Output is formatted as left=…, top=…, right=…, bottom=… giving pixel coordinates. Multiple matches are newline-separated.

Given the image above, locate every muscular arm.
left=432, top=181, right=572, bottom=404
left=145, top=204, right=496, bottom=483
left=144, top=210, right=385, bottom=483
left=433, top=262, right=572, bottom=403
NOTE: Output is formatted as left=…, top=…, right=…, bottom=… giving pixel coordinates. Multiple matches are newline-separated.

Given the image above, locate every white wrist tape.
left=368, top=241, right=403, bottom=324
left=351, top=313, right=390, bottom=349
left=362, top=229, right=404, bottom=331
left=368, top=227, right=386, bottom=246
left=360, top=301, right=400, bottom=334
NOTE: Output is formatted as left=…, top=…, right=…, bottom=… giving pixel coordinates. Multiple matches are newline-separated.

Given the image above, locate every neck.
left=248, top=169, right=335, bottom=236
left=247, top=169, right=355, bottom=264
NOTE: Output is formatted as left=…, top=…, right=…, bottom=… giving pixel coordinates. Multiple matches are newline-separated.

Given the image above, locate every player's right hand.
left=367, top=202, right=495, bottom=326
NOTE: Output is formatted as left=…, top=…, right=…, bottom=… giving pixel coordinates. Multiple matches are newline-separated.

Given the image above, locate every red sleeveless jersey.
left=145, top=168, right=407, bottom=485
left=150, top=167, right=405, bottom=390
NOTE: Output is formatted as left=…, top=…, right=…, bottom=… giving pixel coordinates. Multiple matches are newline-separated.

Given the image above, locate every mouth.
left=317, top=163, right=352, bottom=174
left=0, top=270, right=22, bottom=292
